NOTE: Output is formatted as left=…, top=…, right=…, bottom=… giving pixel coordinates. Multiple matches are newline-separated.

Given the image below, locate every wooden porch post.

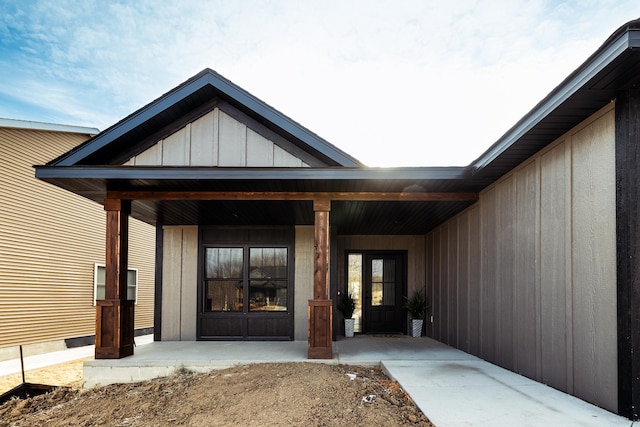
left=308, top=198, right=333, bottom=359
left=95, top=199, right=135, bottom=359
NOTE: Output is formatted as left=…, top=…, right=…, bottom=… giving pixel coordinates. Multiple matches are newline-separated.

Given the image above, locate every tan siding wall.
left=425, top=103, right=617, bottom=411
left=161, top=226, right=198, bottom=340
left=127, top=108, right=309, bottom=167
left=294, top=226, right=314, bottom=340
left=0, top=127, right=156, bottom=349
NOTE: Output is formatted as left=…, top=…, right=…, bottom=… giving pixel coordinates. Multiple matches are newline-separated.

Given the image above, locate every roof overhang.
left=468, top=19, right=640, bottom=184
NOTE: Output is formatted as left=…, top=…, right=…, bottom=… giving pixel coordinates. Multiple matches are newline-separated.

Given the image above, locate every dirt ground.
left=0, top=361, right=434, bottom=426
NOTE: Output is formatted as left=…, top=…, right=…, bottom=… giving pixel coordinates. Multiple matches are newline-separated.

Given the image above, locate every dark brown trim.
left=108, top=190, right=479, bottom=202
left=616, top=88, right=640, bottom=420
left=153, top=224, right=163, bottom=342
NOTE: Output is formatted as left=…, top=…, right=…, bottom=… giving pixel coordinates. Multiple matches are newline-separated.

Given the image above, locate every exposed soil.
left=0, top=361, right=434, bottom=426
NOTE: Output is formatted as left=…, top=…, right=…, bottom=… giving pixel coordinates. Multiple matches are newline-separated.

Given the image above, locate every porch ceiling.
left=36, top=166, right=477, bottom=234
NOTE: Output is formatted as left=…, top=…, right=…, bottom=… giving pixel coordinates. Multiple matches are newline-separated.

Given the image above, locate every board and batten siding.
left=160, top=226, right=198, bottom=340
left=294, top=226, right=314, bottom=340
left=426, top=103, right=617, bottom=412
left=0, top=127, right=156, bottom=350
left=125, top=108, right=310, bottom=167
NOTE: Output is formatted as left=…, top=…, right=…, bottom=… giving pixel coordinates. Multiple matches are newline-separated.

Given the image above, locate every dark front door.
left=363, top=252, right=405, bottom=333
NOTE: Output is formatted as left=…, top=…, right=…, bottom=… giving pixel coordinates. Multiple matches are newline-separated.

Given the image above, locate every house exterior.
left=35, top=19, right=640, bottom=419
left=0, top=119, right=156, bottom=358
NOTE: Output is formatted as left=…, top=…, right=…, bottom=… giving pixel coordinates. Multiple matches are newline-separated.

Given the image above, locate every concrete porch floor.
left=84, top=336, right=633, bottom=427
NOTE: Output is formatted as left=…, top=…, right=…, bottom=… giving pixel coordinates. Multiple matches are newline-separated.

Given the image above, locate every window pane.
left=96, top=266, right=106, bottom=300
left=371, top=259, right=383, bottom=306
left=97, top=266, right=106, bottom=286
left=249, top=279, right=287, bottom=311
left=371, top=258, right=395, bottom=306
left=371, top=259, right=383, bottom=282
left=347, top=253, right=363, bottom=332
left=371, top=282, right=383, bottom=306
left=127, top=270, right=137, bottom=301
left=250, top=247, right=287, bottom=279
left=205, top=280, right=243, bottom=311
left=206, top=248, right=243, bottom=278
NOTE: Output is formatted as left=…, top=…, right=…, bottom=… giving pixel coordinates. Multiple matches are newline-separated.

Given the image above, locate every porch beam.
left=308, top=198, right=332, bottom=359
left=107, top=190, right=479, bottom=202
left=95, top=199, right=135, bottom=359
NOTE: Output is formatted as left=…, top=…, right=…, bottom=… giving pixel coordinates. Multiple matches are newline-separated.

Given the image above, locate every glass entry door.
left=363, top=252, right=405, bottom=333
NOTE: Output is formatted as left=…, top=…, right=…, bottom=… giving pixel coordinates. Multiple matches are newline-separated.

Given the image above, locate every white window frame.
left=93, top=263, right=139, bottom=305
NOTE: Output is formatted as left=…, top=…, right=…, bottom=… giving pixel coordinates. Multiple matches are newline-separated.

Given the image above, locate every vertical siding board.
left=161, top=227, right=183, bottom=340
left=274, top=145, right=303, bottom=167
left=161, top=126, right=189, bottom=166
left=468, top=205, right=481, bottom=356
left=425, top=233, right=434, bottom=337
left=495, top=176, right=516, bottom=369
left=218, top=110, right=247, bottom=166
left=246, top=128, right=275, bottom=166
left=180, top=227, right=199, bottom=340
left=480, top=188, right=498, bottom=361
left=457, top=212, right=470, bottom=352
left=190, top=111, right=216, bottom=166
left=132, top=142, right=162, bottom=166
left=539, top=144, right=569, bottom=390
left=295, top=226, right=315, bottom=340
left=447, top=219, right=458, bottom=347
left=514, top=161, right=539, bottom=378
left=440, top=227, right=450, bottom=343
left=571, top=111, right=617, bottom=411
left=432, top=230, right=442, bottom=341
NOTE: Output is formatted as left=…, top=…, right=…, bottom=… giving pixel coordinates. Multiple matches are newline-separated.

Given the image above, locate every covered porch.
left=83, top=335, right=628, bottom=426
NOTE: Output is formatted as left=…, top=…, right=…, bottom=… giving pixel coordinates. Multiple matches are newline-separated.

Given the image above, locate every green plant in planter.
left=337, top=292, right=356, bottom=319
left=404, top=289, right=428, bottom=319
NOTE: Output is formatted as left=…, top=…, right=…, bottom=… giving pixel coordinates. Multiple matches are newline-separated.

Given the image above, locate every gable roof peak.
left=49, top=68, right=363, bottom=168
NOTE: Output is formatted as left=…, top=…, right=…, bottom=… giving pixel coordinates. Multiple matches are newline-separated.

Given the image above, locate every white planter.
left=410, top=319, right=423, bottom=337
left=344, top=318, right=355, bottom=338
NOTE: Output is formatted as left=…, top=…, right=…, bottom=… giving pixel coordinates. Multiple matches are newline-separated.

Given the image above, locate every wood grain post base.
left=308, top=299, right=333, bottom=359
left=95, top=299, right=135, bottom=359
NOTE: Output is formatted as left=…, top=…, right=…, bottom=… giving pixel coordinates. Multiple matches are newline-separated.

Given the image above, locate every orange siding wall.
left=0, top=127, right=155, bottom=348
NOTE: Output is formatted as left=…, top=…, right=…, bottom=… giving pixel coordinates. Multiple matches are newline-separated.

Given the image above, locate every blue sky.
left=1, top=1, right=639, bottom=166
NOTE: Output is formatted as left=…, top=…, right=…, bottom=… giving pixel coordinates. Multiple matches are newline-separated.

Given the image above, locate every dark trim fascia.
left=35, top=165, right=470, bottom=181
left=51, top=69, right=362, bottom=168
left=616, top=88, right=640, bottom=420
left=471, top=26, right=640, bottom=174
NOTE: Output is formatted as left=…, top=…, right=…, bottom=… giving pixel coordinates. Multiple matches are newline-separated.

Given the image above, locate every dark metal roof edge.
left=469, top=19, right=640, bottom=173
left=50, top=69, right=363, bottom=168
left=34, top=165, right=469, bottom=181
